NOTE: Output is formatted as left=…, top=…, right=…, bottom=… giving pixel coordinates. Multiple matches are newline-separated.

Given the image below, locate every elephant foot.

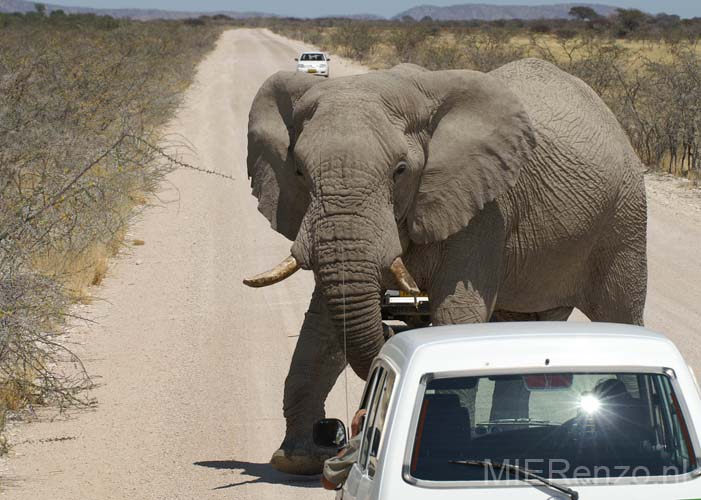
left=269, top=442, right=336, bottom=475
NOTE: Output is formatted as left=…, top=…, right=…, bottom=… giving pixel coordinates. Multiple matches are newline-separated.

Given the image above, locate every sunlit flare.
left=580, top=394, right=601, bottom=414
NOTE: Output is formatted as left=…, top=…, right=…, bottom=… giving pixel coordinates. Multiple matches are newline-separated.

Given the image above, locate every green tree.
left=34, top=3, right=46, bottom=15
left=569, top=6, right=600, bottom=21
left=615, top=8, right=649, bottom=35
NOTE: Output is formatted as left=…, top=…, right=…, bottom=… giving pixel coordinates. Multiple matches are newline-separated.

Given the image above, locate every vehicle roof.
left=300, top=51, right=325, bottom=54
left=380, top=322, right=685, bottom=375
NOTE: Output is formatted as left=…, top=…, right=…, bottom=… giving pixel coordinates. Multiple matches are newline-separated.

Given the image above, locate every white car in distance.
left=315, top=322, right=701, bottom=500
left=295, top=51, right=330, bottom=77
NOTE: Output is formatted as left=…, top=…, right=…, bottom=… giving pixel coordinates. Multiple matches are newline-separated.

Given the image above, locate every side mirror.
left=294, top=58, right=299, bottom=61
left=313, top=418, right=348, bottom=449
left=327, top=58, right=331, bottom=62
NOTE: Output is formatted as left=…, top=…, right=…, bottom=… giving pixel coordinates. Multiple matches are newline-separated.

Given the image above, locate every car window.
left=358, top=367, right=386, bottom=472
left=409, top=371, right=698, bottom=482
left=359, top=366, right=383, bottom=412
left=657, top=375, right=695, bottom=465
left=354, top=366, right=383, bottom=454
left=300, top=53, right=324, bottom=61
left=367, top=370, right=395, bottom=477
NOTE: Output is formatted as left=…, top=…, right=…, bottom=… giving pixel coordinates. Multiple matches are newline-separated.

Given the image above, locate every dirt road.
left=2, top=28, right=701, bottom=499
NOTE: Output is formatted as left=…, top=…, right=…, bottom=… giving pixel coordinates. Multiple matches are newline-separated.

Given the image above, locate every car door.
left=342, top=363, right=396, bottom=500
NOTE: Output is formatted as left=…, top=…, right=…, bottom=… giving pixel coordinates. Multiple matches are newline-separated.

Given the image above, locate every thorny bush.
left=0, top=18, right=219, bottom=434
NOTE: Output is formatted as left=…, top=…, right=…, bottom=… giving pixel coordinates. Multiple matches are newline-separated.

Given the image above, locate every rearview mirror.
left=313, top=418, right=348, bottom=449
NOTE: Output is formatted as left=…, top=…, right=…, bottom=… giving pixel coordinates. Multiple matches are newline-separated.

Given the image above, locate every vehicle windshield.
left=300, top=53, right=324, bottom=61
left=410, top=372, right=697, bottom=482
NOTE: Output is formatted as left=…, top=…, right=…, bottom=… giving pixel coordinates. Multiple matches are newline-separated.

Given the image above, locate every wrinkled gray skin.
left=246, top=59, right=647, bottom=474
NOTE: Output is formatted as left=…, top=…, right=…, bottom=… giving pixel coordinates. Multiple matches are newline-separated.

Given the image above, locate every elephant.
left=243, top=58, right=647, bottom=474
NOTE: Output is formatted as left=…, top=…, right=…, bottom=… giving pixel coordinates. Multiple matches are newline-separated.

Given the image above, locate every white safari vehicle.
left=295, top=51, right=330, bottom=77
left=315, top=323, right=701, bottom=499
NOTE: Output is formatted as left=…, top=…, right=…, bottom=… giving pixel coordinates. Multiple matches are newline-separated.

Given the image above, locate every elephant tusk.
left=243, top=255, right=300, bottom=288
left=390, top=257, right=420, bottom=296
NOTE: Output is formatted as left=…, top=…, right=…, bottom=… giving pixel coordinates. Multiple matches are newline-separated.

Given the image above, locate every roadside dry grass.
left=0, top=14, right=222, bottom=442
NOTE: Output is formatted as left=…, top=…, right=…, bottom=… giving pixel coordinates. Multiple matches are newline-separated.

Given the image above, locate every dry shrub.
left=32, top=234, right=123, bottom=302
left=414, top=38, right=465, bottom=70
left=388, top=24, right=434, bottom=63
left=0, top=16, right=220, bottom=441
left=271, top=23, right=329, bottom=48
left=529, top=34, right=629, bottom=98
left=0, top=268, right=77, bottom=411
left=590, top=42, right=701, bottom=175
left=460, top=30, right=525, bottom=72
left=688, top=170, right=701, bottom=187
left=330, top=23, right=378, bottom=60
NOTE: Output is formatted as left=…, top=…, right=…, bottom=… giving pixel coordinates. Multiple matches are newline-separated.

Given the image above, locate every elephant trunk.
left=307, top=208, right=400, bottom=380
left=317, top=245, right=385, bottom=380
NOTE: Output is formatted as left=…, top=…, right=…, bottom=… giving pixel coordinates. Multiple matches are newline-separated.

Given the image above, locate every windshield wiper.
left=479, top=418, right=558, bottom=427
left=449, top=459, right=579, bottom=500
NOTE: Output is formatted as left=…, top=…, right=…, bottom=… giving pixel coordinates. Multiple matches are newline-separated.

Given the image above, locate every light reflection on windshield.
left=409, top=372, right=697, bottom=482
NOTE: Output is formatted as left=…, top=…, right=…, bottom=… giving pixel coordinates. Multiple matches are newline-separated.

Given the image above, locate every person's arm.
left=321, top=409, right=367, bottom=490
left=350, top=409, right=367, bottom=437
left=321, top=446, right=350, bottom=490
left=321, top=434, right=361, bottom=490
left=321, top=474, right=337, bottom=490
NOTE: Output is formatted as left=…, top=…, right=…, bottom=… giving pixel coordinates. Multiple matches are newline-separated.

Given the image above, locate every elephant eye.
left=394, top=161, right=408, bottom=179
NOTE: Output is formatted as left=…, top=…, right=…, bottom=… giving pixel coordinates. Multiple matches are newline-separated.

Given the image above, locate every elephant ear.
left=247, top=71, right=322, bottom=241
left=407, top=70, right=535, bottom=244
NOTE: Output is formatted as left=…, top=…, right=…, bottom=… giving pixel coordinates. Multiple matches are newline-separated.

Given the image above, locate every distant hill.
left=394, top=3, right=619, bottom=21
left=0, top=0, right=273, bottom=20
left=326, top=13, right=385, bottom=20
left=0, top=0, right=623, bottom=21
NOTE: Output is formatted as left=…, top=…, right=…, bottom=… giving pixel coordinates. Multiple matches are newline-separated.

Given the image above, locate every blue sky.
left=46, top=0, right=700, bottom=19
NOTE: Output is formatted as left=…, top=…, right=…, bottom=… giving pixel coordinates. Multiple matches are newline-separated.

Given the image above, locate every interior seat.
left=413, top=393, right=472, bottom=475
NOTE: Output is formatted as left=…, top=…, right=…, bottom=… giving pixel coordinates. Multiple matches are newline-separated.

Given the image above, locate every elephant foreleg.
left=270, top=288, right=346, bottom=475
left=429, top=205, right=505, bottom=326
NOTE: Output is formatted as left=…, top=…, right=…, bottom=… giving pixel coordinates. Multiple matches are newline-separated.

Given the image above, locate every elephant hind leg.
left=580, top=246, right=646, bottom=326
left=579, top=172, right=647, bottom=326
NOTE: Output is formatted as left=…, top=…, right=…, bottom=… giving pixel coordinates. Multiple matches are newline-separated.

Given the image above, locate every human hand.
left=350, top=409, right=367, bottom=437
